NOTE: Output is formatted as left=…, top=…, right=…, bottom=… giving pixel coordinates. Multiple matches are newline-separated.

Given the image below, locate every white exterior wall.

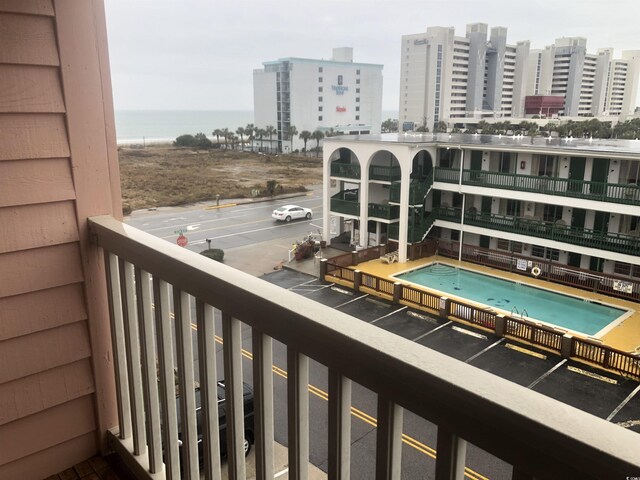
left=254, top=52, right=383, bottom=152
left=253, top=70, right=278, bottom=129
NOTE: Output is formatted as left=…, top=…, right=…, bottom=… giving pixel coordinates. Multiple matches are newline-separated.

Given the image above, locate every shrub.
left=200, top=248, right=224, bottom=262
left=174, top=134, right=196, bottom=147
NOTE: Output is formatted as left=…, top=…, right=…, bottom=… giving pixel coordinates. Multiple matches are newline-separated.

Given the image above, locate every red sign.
left=176, top=234, right=188, bottom=247
left=336, top=106, right=346, bottom=112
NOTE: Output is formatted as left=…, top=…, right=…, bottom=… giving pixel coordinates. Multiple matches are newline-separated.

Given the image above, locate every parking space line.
left=606, top=383, right=640, bottom=421
left=411, top=320, right=452, bottom=342
left=527, top=359, right=567, bottom=389
left=370, top=306, right=407, bottom=324
left=287, top=277, right=321, bottom=289
left=465, top=338, right=505, bottom=363
left=335, top=294, right=369, bottom=308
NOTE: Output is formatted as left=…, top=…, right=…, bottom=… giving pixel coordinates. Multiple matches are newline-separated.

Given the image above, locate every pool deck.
left=352, top=255, right=640, bottom=353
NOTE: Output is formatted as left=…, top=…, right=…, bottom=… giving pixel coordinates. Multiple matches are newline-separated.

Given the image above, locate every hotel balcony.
left=368, top=203, right=400, bottom=221
left=434, top=167, right=640, bottom=206
left=330, top=162, right=361, bottom=179
left=433, top=207, right=640, bottom=255
left=90, top=216, right=640, bottom=480
left=330, top=190, right=360, bottom=216
left=368, top=164, right=402, bottom=182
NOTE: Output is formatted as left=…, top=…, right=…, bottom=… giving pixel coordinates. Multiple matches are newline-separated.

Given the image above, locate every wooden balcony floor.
left=340, top=255, right=640, bottom=353
left=45, top=455, right=135, bottom=480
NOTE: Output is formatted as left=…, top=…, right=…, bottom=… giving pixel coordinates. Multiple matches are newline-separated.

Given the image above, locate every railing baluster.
left=435, top=428, right=467, bottom=480
left=196, top=299, right=222, bottom=479
left=118, top=259, right=146, bottom=456
left=328, top=370, right=352, bottom=480
left=104, top=252, right=131, bottom=440
left=134, top=267, right=163, bottom=473
left=222, top=312, right=247, bottom=479
left=375, top=397, right=403, bottom=480
left=154, top=278, right=180, bottom=479
left=252, top=329, right=275, bottom=480
left=174, top=289, right=200, bottom=480
left=288, top=349, right=310, bottom=480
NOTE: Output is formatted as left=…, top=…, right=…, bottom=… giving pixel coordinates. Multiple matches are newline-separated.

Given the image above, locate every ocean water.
left=114, top=109, right=399, bottom=145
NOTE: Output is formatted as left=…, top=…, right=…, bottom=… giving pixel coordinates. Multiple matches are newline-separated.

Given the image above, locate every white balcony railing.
left=89, top=215, right=640, bottom=480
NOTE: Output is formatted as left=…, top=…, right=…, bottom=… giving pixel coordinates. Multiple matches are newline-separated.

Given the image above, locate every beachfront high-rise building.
left=399, top=23, right=640, bottom=129
left=253, top=47, right=383, bottom=152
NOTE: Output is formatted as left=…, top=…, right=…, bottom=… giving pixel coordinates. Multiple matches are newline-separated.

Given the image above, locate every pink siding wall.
left=0, top=1, right=122, bottom=478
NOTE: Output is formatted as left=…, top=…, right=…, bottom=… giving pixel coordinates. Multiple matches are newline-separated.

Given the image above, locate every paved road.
left=125, top=187, right=324, bottom=254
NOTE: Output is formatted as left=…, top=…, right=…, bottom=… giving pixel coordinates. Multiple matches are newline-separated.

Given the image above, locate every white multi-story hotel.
left=253, top=47, right=383, bottom=152
left=400, top=23, right=640, bottom=128
left=323, top=133, right=640, bottom=277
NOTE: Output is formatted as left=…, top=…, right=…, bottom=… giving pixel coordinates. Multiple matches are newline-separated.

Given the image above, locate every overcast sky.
left=104, top=0, right=640, bottom=113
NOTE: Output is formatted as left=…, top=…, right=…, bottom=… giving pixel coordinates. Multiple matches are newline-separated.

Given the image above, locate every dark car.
left=177, top=380, right=255, bottom=462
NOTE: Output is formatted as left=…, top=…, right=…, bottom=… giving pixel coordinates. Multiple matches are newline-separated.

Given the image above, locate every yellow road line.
left=505, top=342, right=547, bottom=360
left=188, top=323, right=489, bottom=479
left=203, top=203, right=237, bottom=210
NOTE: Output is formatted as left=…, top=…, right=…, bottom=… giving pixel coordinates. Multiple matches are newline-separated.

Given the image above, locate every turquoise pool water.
left=394, top=263, right=626, bottom=336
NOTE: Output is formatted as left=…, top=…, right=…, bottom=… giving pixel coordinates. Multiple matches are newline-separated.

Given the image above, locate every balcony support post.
left=196, top=300, right=222, bottom=479
left=561, top=333, right=573, bottom=359
left=435, top=428, right=467, bottom=480
left=320, top=258, right=328, bottom=281
left=328, top=371, right=352, bottom=479
left=288, top=350, right=310, bottom=480
left=253, top=330, right=275, bottom=480
left=354, top=270, right=362, bottom=291
left=222, top=312, right=247, bottom=479
left=375, top=397, right=403, bottom=479
left=393, top=282, right=402, bottom=304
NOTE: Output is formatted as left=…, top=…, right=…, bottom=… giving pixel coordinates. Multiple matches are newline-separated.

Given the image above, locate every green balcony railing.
left=433, top=207, right=640, bottom=256
left=330, top=197, right=360, bottom=216
left=369, top=165, right=402, bottom=182
left=434, top=167, right=640, bottom=206
left=331, top=162, right=361, bottom=179
left=368, top=203, right=400, bottom=220
left=389, top=172, right=434, bottom=204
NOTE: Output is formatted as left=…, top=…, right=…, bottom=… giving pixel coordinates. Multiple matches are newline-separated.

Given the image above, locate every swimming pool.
left=394, top=263, right=627, bottom=336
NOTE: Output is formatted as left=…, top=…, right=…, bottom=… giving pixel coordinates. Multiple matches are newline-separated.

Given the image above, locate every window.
left=319, top=77, right=323, bottom=82
left=356, top=97, right=360, bottom=102
left=319, top=67, right=323, bottom=72
left=506, top=199, right=520, bottom=216
left=318, top=116, right=323, bottom=121
left=497, top=239, right=523, bottom=253
left=318, top=86, right=323, bottom=92
left=538, top=155, right=555, bottom=176
left=532, top=245, right=559, bottom=261
left=614, top=262, right=640, bottom=278
left=338, top=75, right=343, bottom=85
left=356, top=69, right=360, bottom=75
left=318, top=96, right=323, bottom=102
left=356, top=88, right=360, bottom=93
left=543, top=204, right=562, bottom=223
left=355, top=106, right=360, bottom=111
left=356, top=79, right=360, bottom=84
left=355, top=115, right=360, bottom=120
left=318, top=106, right=323, bottom=112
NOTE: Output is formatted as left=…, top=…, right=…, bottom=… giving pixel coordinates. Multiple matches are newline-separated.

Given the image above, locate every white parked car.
left=272, top=205, right=312, bottom=222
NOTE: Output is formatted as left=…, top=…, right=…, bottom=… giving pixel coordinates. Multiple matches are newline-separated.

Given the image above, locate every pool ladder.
left=511, top=306, right=529, bottom=318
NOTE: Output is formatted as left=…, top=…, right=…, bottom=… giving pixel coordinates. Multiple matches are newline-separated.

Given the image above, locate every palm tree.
left=212, top=129, right=223, bottom=148
left=312, top=130, right=325, bottom=157
left=256, top=128, right=266, bottom=152
left=265, top=125, right=276, bottom=154
left=299, top=130, right=311, bottom=153
left=245, top=123, right=255, bottom=151
left=236, top=127, right=245, bottom=150
left=287, top=125, right=298, bottom=153
left=221, top=128, right=230, bottom=149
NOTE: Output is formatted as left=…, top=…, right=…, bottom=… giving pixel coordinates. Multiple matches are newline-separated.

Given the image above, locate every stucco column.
left=398, top=162, right=411, bottom=263
left=359, top=159, right=370, bottom=248
left=323, top=148, right=331, bottom=243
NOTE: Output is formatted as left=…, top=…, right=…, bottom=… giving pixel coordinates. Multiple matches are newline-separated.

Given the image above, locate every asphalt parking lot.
left=262, top=268, right=640, bottom=435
